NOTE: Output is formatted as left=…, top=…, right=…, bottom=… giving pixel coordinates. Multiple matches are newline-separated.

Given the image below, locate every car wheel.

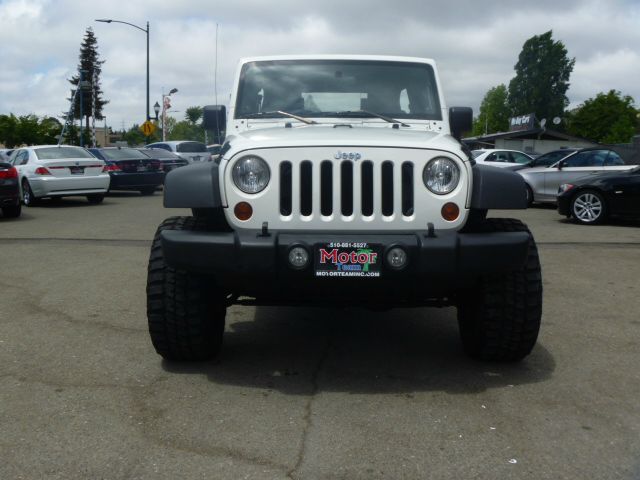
left=525, top=184, right=534, bottom=207
left=457, top=218, right=543, bottom=362
left=22, top=179, right=38, bottom=206
left=147, top=216, right=227, bottom=361
left=139, top=187, right=156, bottom=196
left=87, top=194, right=105, bottom=204
left=571, top=190, right=606, bottom=225
left=1, top=204, right=21, bottom=218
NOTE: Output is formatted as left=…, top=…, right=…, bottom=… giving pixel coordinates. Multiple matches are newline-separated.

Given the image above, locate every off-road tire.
left=457, top=218, right=542, bottom=362
left=1, top=204, right=21, bottom=218
left=87, top=194, right=105, bottom=204
left=147, top=216, right=226, bottom=361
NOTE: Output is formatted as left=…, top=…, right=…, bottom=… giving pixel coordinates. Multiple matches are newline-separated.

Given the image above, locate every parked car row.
left=471, top=146, right=639, bottom=226
left=0, top=143, right=197, bottom=218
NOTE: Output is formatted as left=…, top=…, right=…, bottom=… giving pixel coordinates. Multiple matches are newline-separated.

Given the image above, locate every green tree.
left=0, top=114, right=19, bottom=147
left=566, top=90, right=638, bottom=144
left=68, top=27, right=108, bottom=130
left=0, top=114, right=64, bottom=147
left=38, top=117, right=63, bottom=144
left=185, top=106, right=203, bottom=124
left=168, top=120, right=205, bottom=142
left=123, top=124, right=160, bottom=146
left=508, top=31, right=575, bottom=122
left=472, top=84, right=510, bottom=135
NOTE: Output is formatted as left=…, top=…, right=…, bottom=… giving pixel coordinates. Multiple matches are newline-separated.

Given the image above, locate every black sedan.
left=558, top=166, right=640, bottom=224
left=89, top=147, right=164, bottom=195
left=0, top=161, right=21, bottom=218
left=138, top=148, right=189, bottom=181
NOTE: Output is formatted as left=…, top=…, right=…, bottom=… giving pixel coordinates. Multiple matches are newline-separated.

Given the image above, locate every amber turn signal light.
left=234, top=202, right=253, bottom=221
left=441, top=202, right=460, bottom=221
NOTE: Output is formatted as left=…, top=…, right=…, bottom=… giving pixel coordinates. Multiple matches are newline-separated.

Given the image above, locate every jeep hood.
left=225, top=125, right=465, bottom=157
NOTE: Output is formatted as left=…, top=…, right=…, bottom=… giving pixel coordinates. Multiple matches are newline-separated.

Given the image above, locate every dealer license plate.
left=314, top=242, right=382, bottom=278
left=69, top=166, right=84, bottom=174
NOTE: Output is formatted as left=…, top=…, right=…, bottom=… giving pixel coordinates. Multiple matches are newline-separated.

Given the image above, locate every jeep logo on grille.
left=334, top=151, right=361, bottom=161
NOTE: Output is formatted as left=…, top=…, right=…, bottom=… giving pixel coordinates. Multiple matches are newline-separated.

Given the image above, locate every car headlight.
left=232, top=155, right=270, bottom=194
left=423, top=157, right=460, bottom=195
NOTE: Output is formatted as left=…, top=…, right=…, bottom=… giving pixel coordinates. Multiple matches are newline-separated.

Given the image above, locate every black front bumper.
left=160, top=229, right=531, bottom=303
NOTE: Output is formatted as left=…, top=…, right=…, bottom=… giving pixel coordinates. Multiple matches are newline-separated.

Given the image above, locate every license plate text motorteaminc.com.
left=314, top=242, right=382, bottom=278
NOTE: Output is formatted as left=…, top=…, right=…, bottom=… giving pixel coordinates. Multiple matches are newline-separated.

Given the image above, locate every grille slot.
left=401, top=162, right=414, bottom=216
left=280, top=161, right=292, bottom=215
left=381, top=161, right=394, bottom=216
left=320, top=161, right=333, bottom=216
left=341, top=161, right=353, bottom=216
left=361, top=161, right=374, bottom=216
left=300, top=161, right=313, bottom=216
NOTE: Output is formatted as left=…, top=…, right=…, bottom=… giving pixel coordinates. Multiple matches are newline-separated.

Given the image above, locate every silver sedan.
left=518, top=148, right=634, bottom=204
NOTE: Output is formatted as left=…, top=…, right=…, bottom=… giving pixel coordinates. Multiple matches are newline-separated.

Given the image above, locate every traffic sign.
left=140, top=120, right=156, bottom=136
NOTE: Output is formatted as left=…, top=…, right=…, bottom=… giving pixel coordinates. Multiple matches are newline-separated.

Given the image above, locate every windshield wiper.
left=332, top=110, right=410, bottom=127
left=242, top=111, right=317, bottom=125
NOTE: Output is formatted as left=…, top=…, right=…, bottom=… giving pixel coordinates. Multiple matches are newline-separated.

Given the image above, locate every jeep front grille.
left=279, top=160, right=414, bottom=219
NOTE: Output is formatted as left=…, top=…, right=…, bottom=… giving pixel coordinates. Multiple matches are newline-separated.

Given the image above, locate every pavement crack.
left=287, top=333, right=333, bottom=479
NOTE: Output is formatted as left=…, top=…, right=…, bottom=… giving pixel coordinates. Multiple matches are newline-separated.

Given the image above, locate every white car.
left=145, top=141, right=211, bottom=163
left=9, top=145, right=110, bottom=205
left=471, top=149, right=533, bottom=168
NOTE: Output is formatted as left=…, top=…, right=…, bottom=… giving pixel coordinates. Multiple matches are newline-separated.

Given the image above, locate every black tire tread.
left=458, top=218, right=543, bottom=362
left=2, top=204, right=21, bottom=218
left=146, top=216, right=226, bottom=361
left=87, top=194, right=105, bottom=204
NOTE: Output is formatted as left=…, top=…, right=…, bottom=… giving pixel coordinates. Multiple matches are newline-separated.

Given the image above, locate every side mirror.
left=202, top=105, right=226, bottom=134
left=449, top=107, right=473, bottom=140
left=557, top=160, right=565, bottom=170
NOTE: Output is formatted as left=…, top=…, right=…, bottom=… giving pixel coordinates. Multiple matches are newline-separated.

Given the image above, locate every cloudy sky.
left=1, top=0, right=639, bottom=130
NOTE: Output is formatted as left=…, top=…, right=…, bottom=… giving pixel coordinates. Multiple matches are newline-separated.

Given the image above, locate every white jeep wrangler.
left=147, top=55, right=542, bottom=362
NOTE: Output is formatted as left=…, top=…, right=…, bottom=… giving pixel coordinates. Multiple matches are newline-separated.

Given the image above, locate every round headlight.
left=232, top=156, right=270, bottom=194
left=423, top=157, right=460, bottom=195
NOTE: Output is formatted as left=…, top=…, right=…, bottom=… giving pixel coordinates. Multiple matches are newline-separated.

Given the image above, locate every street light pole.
left=146, top=21, right=150, bottom=122
left=95, top=18, right=150, bottom=129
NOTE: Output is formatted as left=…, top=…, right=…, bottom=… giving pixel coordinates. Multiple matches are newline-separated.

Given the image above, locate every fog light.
left=441, top=202, right=460, bottom=221
left=234, top=202, right=253, bottom=221
left=288, top=246, right=309, bottom=269
left=386, top=247, right=408, bottom=270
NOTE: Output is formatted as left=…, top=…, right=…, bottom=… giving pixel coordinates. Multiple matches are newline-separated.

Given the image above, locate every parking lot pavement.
left=1, top=195, right=639, bottom=479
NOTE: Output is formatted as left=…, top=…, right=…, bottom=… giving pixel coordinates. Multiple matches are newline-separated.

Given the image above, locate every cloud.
left=0, top=0, right=639, bottom=131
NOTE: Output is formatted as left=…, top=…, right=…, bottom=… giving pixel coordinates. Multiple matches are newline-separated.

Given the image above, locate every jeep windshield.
left=235, top=60, right=442, bottom=121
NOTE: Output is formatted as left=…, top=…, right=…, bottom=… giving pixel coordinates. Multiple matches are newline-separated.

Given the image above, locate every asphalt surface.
left=1, top=192, right=639, bottom=479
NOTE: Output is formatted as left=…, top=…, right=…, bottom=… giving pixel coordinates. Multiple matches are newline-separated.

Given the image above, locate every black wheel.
left=1, top=204, right=21, bottom=218
left=570, top=190, right=606, bottom=225
left=457, top=218, right=543, bottom=362
left=525, top=184, right=534, bottom=207
left=87, top=194, right=105, bottom=204
left=139, top=187, right=156, bottom=196
left=147, top=216, right=226, bottom=361
left=22, top=179, right=38, bottom=206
